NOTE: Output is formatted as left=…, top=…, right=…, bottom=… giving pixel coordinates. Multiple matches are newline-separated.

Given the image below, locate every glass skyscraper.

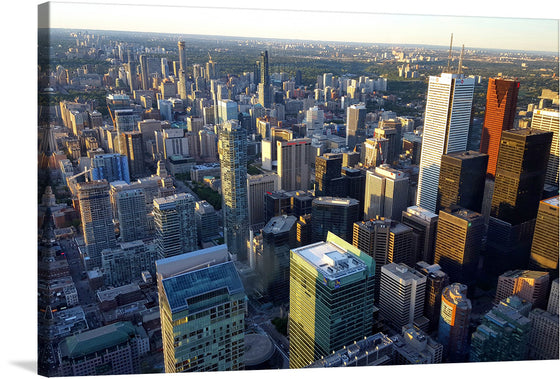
left=219, top=120, right=249, bottom=261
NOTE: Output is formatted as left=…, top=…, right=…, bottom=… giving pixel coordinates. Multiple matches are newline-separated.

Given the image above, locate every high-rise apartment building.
left=402, top=206, right=438, bottom=264
left=529, top=196, right=559, bottom=274
left=417, top=73, right=475, bottom=212
left=416, top=261, right=449, bottom=332
left=312, top=197, right=360, bottom=243
left=177, top=41, right=186, bottom=72
left=470, top=296, right=532, bottom=362
left=346, top=104, right=367, bottom=150
left=258, top=51, right=271, bottom=108
left=495, top=270, right=550, bottom=309
left=77, top=180, right=117, bottom=270
left=437, top=150, right=488, bottom=213
left=153, top=193, right=197, bottom=259
left=289, top=232, right=375, bottom=369
left=531, top=108, right=559, bottom=186
left=480, top=78, right=519, bottom=179
left=364, top=166, right=409, bottom=220
left=219, top=120, right=250, bottom=261
left=438, top=283, right=471, bottom=362
left=277, top=138, right=312, bottom=191
left=139, top=54, right=149, bottom=90
left=434, top=206, right=484, bottom=285
left=379, top=262, right=426, bottom=330
left=157, top=245, right=246, bottom=372
left=114, top=188, right=147, bottom=243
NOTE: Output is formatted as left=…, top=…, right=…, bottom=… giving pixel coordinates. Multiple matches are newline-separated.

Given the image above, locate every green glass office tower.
left=219, top=120, right=249, bottom=261
left=157, top=245, right=246, bottom=372
left=288, top=232, right=375, bottom=369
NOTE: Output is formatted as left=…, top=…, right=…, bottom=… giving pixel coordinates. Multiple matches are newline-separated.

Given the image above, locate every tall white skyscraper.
left=417, top=73, right=475, bottom=212
left=530, top=108, right=559, bottom=186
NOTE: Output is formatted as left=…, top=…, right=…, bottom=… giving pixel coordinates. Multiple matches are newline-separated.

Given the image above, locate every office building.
left=194, top=200, right=219, bottom=243
left=101, top=240, right=157, bottom=287
left=491, top=128, right=553, bottom=225
left=363, top=137, right=388, bottom=167
left=548, top=279, right=559, bottom=315
left=289, top=232, right=375, bottom=368
left=217, top=99, right=238, bottom=125
left=312, top=197, right=360, bottom=243
left=219, top=120, right=250, bottom=261
left=121, top=131, right=145, bottom=179
left=379, top=262, right=426, bottom=330
left=153, top=193, right=197, bottom=259
left=364, top=166, right=409, bottom=220
left=277, top=138, right=312, bottom=191
left=495, top=270, right=550, bottom=309
left=342, top=167, right=366, bottom=209
left=314, top=153, right=343, bottom=197
left=374, top=125, right=400, bottom=165
left=57, top=321, right=149, bottom=376
left=343, top=151, right=361, bottom=168
left=417, top=73, right=475, bottom=212
left=77, top=180, right=117, bottom=270
left=529, top=196, right=559, bottom=274
left=139, top=54, right=149, bottom=90
left=114, top=188, right=147, bottom=242
left=247, top=173, right=279, bottom=228
left=353, top=218, right=391, bottom=302
left=263, top=190, right=314, bottom=223
left=438, top=283, right=471, bottom=362
left=530, top=108, right=559, bottom=186
left=347, top=104, right=367, bottom=150
left=434, top=206, right=484, bottom=285
left=416, top=261, right=449, bottom=332
left=480, top=78, right=519, bottom=179
left=305, top=106, right=324, bottom=136
left=157, top=245, right=246, bottom=372
left=470, top=296, right=532, bottom=362
left=527, top=308, right=559, bottom=360
left=91, top=153, right=130, bottom=184
left=258, top=215, right=297, bottom=304
left=402, top=206, right=438, bottom=264
left=437, top=150, right=488, bottom=213
left=392, top=324, right=443, bottom=365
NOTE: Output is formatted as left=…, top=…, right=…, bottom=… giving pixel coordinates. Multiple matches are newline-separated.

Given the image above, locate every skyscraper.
left=364, top=166, right=409, bottom=220
left=314, top=153, right=343, bottom=197
left=433, top=206, right=484, bottom=286
left=417, top=73, right=475, bottom=212
left=177, top=41, right=186, bottom=72
left=153, top=193, right=197, bottom=259
left=379, top=262, right=426, bottom=331
left=401, top=206, right=438, bottom=264
left=219, top=120, right=250, bottom=261
left=437, top=150, right=488, bottom=213
left=139, top=54, right=149, bottom=90
left=529, top=196, right=559, bottom=275
left=346, top=104, right=367, bottom=150
left=289, top=232, right=375, bottom=369
left=258, top=51, right=271, bottom=108
left=276, top=138, right=311, bottom=191
left=438, top=283, right=471, bottom=362
left=548, top=278, right=559, bottom=315
left=527, top=308, right=559, bottom=360
left=114, top=188, right=147, bottom=243
left=77, top=180, right=117, bottom=270
left=416, top=261, right=449, bottom=332
left=311, top=197, right=360, bottom=243
left=91, top=153, right=130, bottom=184
left=480, top=78, right=519, bottom=179
left=121, top=131, right=145, bottom=179
left=530, top=108, right=559, bottom=186
left=247, top=173, right=278, bottom=228
left=490, top=128, right=553, bottom=225
left=157, top=245, right=246, bottom=372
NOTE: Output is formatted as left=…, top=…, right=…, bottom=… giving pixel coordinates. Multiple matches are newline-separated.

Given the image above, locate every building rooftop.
left=161, top=261, right=244, bottom=314
left=292, top=239, right=367, bottom=281
left=542, top=195, right=559, bottom=208
left=263, top=215, right=297, bottom=235
left=313, top=197, right=359, bottom=207
left=405, top=206, right=438, bottom=221
left=59, top=321, right=140, bottom=359
left=97, top=284, right=141, bottom=303
left=382, top=263, right=426, bottom=283
left=441, top=205, right=482, bottom=222
left=156, top=244, right=229, bottom=279
left=244, top=334, right=275, bottom=366
left=444, top=150, right=488, bottom=161
left=500, top=269, right=549, bottom=280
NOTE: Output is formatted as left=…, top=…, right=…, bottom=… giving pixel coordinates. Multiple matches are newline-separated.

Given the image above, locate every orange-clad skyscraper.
left=480, top=78, right=519, bottom=178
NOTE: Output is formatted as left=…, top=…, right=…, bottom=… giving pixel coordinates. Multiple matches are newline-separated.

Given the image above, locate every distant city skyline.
left=42, top=0, right=559, bottom=53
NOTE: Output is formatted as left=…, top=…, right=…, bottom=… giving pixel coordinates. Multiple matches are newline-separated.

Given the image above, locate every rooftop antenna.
left=457, top=44, right=465, bottom=75
left=446, top=33, right=453, bottom=73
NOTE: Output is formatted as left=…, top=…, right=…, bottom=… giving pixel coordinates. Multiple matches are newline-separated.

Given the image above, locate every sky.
left=41, top=0, right=560, bottom=53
